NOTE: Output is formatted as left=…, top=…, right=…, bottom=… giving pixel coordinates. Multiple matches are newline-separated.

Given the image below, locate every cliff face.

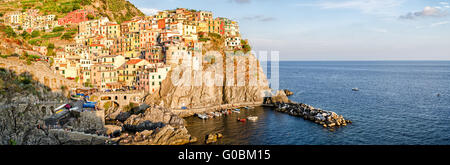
left=88, top=0, right=145, bottom=23
left=0, top=68, right=106, bottom=145
left=146, top=52, right=270, bottom=110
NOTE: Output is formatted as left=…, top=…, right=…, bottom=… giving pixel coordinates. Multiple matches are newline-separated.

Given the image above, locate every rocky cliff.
left=146, top=52, right=271, bottom=110
left=105, top=105, right=196, bottom=145
left=0, top=68, right=106, bottom=145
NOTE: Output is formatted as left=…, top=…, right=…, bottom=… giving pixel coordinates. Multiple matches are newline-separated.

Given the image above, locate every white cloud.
left=139, top=8, right=160, bottom=16
left=399, top=6, right=447, bottom=19
left=416, top=21, right=449, bottom=29
left=431, top=21, right=450, bottom=27
left=439, top=2, right=449, bottom=5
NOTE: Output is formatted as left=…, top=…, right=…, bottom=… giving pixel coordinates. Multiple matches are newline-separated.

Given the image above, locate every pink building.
left=58, top=9, right=94, bottom=25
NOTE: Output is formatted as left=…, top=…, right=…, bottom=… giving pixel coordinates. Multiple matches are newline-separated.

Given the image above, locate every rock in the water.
left=205, top=132, right=223, bottom=144
left=283, top=89, right=294, bottom=96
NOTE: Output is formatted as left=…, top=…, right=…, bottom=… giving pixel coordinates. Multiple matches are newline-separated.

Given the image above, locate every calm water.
left=185, top=61, right=450, bottom=145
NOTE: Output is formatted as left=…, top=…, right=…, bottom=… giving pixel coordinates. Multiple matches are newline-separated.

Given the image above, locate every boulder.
left=105, top=125, right=123, bottom=136
left=283, top=89, right=294, bottom=96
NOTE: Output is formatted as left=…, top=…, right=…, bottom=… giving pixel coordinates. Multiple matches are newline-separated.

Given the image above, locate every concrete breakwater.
left=270, top=102, right=352, bottom=128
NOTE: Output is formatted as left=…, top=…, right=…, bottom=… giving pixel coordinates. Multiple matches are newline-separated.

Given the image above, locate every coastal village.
left=0, top=1, right=349, bottom=145
left=1, top=7, right=244, bottom=92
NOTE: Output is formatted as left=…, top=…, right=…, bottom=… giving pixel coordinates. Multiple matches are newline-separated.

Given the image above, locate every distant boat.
left=352, top=88, right=359, bottom=91
left=247, top=116, right=258, bottom=121
left=237, top=118, right=246, bottom=122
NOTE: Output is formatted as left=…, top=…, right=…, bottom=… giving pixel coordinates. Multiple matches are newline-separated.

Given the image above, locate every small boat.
left=247, top=116, right=258, bottom=121
left=237, top=118, right=246, bottom=122
left=244, top=106, right=255, bottom=110
left=197, top=113, right=208, bottom=120
left=232, top=110, right=240, bottom=113
left=352, top=88, right=359, bottom=91
left=437, top=93, right=441, bottom=97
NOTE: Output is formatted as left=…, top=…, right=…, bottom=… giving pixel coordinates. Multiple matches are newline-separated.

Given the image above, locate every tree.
left=52, top=26, right=65, bottom=32
left=87, top=14, right=95, bottom=20
left=2, top=26, right=17, bottom=38
left=60, top=32, right=73, bottom=40
left=20, top=31, right=31, bottom=40
left=47, top=43, right=56, bottom=56
left=31, top=30, right=40, bottom=38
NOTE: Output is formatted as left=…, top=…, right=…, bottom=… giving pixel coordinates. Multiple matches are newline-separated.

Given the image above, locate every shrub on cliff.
left=31, top=30, right=40, bottom=38
left=1, top=25, right=17, bottom=38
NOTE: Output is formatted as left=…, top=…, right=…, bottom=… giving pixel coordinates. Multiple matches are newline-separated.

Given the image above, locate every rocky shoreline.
left=270, top=102, right=351, bottom=128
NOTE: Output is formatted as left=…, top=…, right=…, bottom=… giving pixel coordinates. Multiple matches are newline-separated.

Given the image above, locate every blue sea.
left=185, top=61, right=450, bottom=145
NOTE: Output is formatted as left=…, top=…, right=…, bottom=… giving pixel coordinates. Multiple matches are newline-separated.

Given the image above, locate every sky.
left=129, top=0, right=450, bottom=61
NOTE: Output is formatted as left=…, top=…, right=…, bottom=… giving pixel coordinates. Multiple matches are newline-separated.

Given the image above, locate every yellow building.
left=197, top=21, right=209, bottom=33
left=107, top=23, right=121, bottom=39
left=118, top=59, right=151, bottom=87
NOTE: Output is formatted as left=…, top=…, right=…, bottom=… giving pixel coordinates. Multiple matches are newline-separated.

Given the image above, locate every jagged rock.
left=205, top=132, right=223, bottom=144
left=123, top=121, right=165, bottom=132
left=122, top=125, right=195, bottom=145
left=105, top=125, right=122, bottom=136
left=124, top=105, right=185, bottom=126
left=283, top=89, right=294, bottom=96
left=272, top=90, right=290, bottom=103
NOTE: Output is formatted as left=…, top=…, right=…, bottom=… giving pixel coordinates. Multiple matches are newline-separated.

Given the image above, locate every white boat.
left=247, top=116, right=258, bottom=121
left=213, top=112, right=221, bottom=117
left=352, top=88, right=359, bottom=91
left=196, top=114, right=208, bottom=120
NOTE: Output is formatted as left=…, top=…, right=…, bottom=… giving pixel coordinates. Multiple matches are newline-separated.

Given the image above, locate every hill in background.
left=0, top=0, right=144, bottom=24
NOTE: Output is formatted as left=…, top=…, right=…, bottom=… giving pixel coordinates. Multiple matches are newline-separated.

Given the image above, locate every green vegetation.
left=41, top=32, right=62, bottom=39
left=87, top=14, right=95, bottom=20
left=52, top=26, right=65, bottom=32
left=1, top=25, right=17, bottom=38
left=20, top=31, right=31, bottom=40
left=241, top=39, right=251, bottom=54
left=103, top=101, right=112, bottom=110
left=28, top=38, right=44, bottom=46
left=21, top=52, right=40, bottom=65
left=47, top=43, right=55, bottom=56
left=31, top=30, right=40, bottom=38
left=123, top=102, right=138, bottom=112
left=199, top=38, right=209, bottom=42
left=9, top=139, right=17, bottom=145
left=61, top=31, right=76, bottom=40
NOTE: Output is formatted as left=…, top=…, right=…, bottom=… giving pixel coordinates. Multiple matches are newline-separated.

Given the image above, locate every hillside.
left=0, top=0, right=144, bottom=23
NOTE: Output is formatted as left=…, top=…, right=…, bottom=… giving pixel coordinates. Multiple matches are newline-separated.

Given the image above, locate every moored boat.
left=247, top=116, right=258, bottom=121
left=237, top=118, right=246, bottom=122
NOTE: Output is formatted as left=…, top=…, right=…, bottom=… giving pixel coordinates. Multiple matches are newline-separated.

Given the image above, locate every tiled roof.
left=126, top=59, right=143, bottom=65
